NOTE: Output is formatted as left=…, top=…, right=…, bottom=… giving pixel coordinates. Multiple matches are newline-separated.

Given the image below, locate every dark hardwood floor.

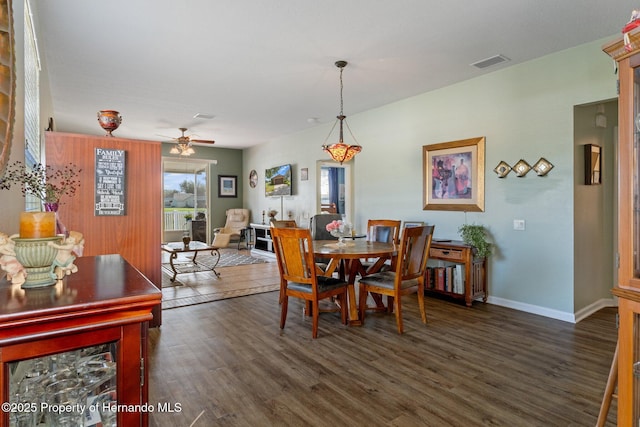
left=147, top=262, right=617, bottom=426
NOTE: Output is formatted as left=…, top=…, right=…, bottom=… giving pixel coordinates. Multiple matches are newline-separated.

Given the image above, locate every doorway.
left=573, top=99, right=617, bottom=314
left=316, top=160, right=353, bottom=221
left=162, top=158, right=211, bottom=243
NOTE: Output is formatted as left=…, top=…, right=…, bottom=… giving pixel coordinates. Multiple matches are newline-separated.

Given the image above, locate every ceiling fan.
left=166, top=127, right=215, bottom=156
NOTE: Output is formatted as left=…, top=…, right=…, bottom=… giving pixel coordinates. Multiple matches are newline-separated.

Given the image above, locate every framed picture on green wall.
left=423, top=136, right=485, bottom=212
left=218, top=175, right=237, bottom=198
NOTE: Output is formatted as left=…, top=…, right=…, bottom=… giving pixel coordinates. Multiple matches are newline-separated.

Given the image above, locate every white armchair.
left=213, top=209, right=250, bottom=249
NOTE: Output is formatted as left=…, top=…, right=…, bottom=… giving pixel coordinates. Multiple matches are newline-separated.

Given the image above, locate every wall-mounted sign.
left=95, top=148, right=126, bottom=216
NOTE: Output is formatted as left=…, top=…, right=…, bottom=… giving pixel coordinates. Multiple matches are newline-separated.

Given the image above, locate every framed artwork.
left=218, top=175, right=237, bottom=198
left=584, top=144, right=601, bottom=185
left=423, top=136, right=485, bottom=212
left=403, top=221, right=424, bottom=228
left=300, top=167, right=308, bottom=181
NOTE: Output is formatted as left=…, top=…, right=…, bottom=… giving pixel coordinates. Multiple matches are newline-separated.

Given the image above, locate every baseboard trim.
left=486, top=296, right=617, bottom=323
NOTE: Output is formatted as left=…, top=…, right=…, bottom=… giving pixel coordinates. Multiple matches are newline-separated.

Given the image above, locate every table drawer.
left=430, top=247, right=464, bottom=261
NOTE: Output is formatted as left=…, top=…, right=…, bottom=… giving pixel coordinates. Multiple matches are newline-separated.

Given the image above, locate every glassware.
left=45, top=378, right=87, bottom=426
left=330, top=223, right=352, bottom=247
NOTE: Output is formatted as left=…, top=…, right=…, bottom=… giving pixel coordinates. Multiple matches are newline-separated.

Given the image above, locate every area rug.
left=161, top=250, right=279, bottom=310
left=161, top=250, right=268, bottom=284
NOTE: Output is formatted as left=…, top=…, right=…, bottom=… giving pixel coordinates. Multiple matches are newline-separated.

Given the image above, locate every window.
left=24, top=0, right=41, bottom=211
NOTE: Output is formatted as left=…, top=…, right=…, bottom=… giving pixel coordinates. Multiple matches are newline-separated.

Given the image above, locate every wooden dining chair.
left=271, top=227, right=348, bottom=338
left=358, top=224, right=434, bottom=334
left=367, top=219, right=401, bottom=244
left=361, top=219, right=402, bottom=273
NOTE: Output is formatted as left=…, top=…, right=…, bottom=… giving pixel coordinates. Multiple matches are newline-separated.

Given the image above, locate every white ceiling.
left=32, top=1, right=635, bottom=149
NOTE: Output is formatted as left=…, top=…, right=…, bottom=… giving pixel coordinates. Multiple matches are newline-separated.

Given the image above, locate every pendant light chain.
left=321, top=60, right=362, bottom=164
left=339, top=65, right=344, bottom=117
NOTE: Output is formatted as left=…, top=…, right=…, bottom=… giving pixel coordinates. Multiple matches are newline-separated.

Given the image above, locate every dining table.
left=312, top=239, right=398, bottom=325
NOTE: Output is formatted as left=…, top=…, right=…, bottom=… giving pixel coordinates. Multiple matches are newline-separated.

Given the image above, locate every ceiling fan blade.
left=155, top=133, right=178, bottom=140
left=190, top=139, right=215, bottom=144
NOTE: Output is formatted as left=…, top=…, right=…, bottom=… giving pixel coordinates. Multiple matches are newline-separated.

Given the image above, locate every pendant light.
left=322, top=60, right=362, bottom=164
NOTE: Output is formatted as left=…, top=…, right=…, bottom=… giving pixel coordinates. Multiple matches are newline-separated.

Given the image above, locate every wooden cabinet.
left=0, top=255, right=161, bottom=426
left=427, top=240, right=487, bottom=307
left=251, top=223, right=275, bottom=255
left=604, top=29, right=640, bottom=426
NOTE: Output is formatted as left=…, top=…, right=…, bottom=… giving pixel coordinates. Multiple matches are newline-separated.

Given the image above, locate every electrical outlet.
left=513, top=219, right=525, bottom=231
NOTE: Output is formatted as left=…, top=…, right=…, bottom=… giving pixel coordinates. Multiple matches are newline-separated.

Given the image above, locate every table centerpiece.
left=0, top=161, right=83, bottom=287
left=326, top=219, right=353, bottom=247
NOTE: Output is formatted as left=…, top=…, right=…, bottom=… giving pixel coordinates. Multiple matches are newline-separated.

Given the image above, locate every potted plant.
left=184, top=213, right=193, bottom=221
left=1, top=161, right=82, bottom=236
left=458, top=224, right=492, bottom=259
left=0, top=161, right=82, bottom=208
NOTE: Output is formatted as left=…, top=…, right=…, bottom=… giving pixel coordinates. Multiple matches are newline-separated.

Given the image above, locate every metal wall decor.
left=512, top=159, right=531, bottom=177
left=494, top=158, right=554, bottom=178
left=494, top=161, right=511, bottom=178
left=532, top=158, right=554, bottom=176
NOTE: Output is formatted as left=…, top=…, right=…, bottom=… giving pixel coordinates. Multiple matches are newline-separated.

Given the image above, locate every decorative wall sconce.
left=532, top=158, right=554, bottom=176
left=512, top=159, right=531, bottom=177
left=495, top=158, right=554, bottom=178
left=494, top=161, right=511, bottom=178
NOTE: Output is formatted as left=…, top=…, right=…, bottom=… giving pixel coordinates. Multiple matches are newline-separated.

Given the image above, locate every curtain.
left=328, top=167, right=340, bottom=214
left=327, top=167, right=346, bottom=214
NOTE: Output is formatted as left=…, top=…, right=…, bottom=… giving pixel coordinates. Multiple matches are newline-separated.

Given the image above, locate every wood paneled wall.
left=45, top=132, right=162, bottom=325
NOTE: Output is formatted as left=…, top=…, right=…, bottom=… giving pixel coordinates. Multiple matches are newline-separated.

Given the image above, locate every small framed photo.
left=301, top=168, right=309, bottom=181
left=218, top=175, right=237, bottom=198
left=403, top=221, right=424, bottom=228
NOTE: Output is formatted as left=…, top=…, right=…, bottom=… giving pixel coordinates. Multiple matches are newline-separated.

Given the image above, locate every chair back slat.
left=272, top=220, right=298, bottom=228
left=272, top=227, right=316, bottom=286
left=396, top=225, right=434, bottom=282
left=367, top=219, right=401, bottom=244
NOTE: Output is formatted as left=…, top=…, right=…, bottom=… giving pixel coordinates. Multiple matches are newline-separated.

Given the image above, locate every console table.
left=250, top=223, right=275, bottom=256
left=427, top=239, right=487, bottom=306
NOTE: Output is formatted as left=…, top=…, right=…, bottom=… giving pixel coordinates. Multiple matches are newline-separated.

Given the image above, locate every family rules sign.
left=95, top=148, right=126, bottom=216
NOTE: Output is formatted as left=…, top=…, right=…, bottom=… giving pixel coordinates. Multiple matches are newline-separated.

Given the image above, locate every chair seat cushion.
left=359, top=271, right=419, bottom=290
left=288, top=276, right=346, bottom=293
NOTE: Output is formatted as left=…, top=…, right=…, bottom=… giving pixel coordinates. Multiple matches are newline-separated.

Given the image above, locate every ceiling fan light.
left=186, top=147, right=195, bottom=155
left=170, top=146, right=180, bottom=154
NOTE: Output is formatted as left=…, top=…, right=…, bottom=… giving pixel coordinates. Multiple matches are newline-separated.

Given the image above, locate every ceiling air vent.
left=470, top=54, right=510, bottom=69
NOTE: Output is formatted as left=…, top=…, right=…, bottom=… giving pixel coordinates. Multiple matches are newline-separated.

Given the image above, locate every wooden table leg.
left=347, top=260, right=362, bottom=326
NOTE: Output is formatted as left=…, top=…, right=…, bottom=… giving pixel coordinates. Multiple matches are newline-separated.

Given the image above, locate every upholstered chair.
left=213, top=208, right=250, bottom=249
